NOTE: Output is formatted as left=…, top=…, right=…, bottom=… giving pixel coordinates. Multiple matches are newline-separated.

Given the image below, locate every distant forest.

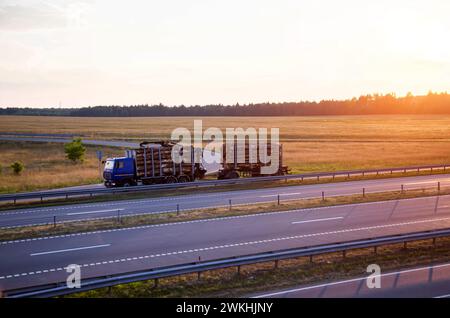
left=1, top=92, right=450, bottom=117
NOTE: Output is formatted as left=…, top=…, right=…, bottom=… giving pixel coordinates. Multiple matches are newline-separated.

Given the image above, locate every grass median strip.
left=1, top=186, right=449, bottom=243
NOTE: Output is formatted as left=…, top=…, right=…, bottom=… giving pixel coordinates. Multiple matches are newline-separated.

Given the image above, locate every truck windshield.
left=104, top=160, right=114, bottom=170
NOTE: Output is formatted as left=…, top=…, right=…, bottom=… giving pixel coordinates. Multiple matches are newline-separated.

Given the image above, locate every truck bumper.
left=104, top=181, right=115, bottom=187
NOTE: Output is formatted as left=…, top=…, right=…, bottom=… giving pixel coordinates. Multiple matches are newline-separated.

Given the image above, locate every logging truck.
left=103, top=140, right=288, bottom=187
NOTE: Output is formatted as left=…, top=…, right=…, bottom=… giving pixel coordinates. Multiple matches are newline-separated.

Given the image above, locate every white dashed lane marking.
left=260, top=192, right=302, bottom=198
left=30, top=244, right=111, bottom=256
left=66, top=209, right=124, bottom=216
left=1, top=216, right=450, bottom=281
left=0, top=199, right=399, bottom=245
left=0, top=189, right=444, bottom=230
left=3, top=177, right=450, bottom=217
left=0, top=194, right=444, bottom=247
left=291, top=216, right=344, bottom=224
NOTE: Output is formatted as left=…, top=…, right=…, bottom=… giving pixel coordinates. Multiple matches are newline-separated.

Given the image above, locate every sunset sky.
left=1, top=0, right=449, bottom=107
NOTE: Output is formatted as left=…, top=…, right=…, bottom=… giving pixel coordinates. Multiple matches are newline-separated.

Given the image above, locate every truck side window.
left=115, top=161, right=125, bottom=169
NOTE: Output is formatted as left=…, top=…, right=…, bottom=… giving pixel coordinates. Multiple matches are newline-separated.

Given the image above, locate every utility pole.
left=96, top=150, right=103, bottom=179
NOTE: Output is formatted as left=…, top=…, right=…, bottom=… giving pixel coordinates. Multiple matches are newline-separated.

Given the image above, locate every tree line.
left=1, top=92, right=449, bottom=117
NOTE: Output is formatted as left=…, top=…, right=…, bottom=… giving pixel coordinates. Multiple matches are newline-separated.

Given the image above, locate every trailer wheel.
left=165, top=176, right=178, bottom=184
left=178, top=175, right=190, bottom=183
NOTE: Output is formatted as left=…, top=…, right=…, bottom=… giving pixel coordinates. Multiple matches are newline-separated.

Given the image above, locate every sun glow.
left=0, top=0, right=449, bottom=107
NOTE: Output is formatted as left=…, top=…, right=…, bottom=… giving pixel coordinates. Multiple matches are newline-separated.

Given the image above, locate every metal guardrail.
left=4, top=227, right=450, bottom=298
left=0, top=180, right=445, bottom=229
left=1, top=164, right=449, bottom=204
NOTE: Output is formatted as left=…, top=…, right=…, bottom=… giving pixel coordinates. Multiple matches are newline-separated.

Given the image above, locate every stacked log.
left=135, top=143, right=195, bottom=178
left=222, top=142, right=278, bottom=167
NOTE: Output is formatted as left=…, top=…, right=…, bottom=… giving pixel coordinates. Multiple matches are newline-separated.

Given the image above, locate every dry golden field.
left=0, top=141, right=122, bottom=193
left=1, top=115, right=450, bottom=192
left=3, top=115, right=450, bottom=142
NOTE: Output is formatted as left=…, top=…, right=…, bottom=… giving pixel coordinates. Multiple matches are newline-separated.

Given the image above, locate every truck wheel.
left=227, top=171, right=240, bottom=179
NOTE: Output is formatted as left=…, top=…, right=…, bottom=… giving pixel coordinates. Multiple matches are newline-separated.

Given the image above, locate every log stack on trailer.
left=217, top=142, right=289, bottom=179
left=135, top=141, right=206, bottom=184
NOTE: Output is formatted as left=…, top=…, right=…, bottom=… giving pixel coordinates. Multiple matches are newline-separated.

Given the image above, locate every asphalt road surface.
left=252, top=262, right=450, bottom=298
left=1, top=193, right=450, bottom=293
left=1, top=173, right=450, bottom=229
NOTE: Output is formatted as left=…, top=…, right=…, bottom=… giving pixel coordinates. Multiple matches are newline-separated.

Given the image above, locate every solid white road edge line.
left=253, top=262, right=450, bottom=298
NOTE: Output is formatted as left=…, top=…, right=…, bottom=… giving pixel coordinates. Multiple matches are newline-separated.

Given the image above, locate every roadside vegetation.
left=64, top=138, right=86, bottom=163
left=0, top=141, right=123, bottom=194
left=10, top=161, right=25, bottom=175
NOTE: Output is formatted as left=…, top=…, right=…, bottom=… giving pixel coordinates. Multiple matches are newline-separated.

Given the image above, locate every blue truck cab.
left=103, top=157, right=137, bottom=187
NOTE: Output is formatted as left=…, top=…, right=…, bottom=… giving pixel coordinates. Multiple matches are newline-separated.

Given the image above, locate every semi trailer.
left=217, top=142, right=289, bottom=179
left=103, top=140, right=288, bottom=187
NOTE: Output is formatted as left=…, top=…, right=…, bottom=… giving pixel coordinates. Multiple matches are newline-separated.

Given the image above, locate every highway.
left=1, top=193, right=450, bottom=293
left=253, top=262, right=450, bottom=298
left=1, top=173, right=450, bottom=228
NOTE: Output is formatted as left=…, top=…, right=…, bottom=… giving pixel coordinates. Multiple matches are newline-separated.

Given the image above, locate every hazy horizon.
left=1, top=0, right=449, bottom=108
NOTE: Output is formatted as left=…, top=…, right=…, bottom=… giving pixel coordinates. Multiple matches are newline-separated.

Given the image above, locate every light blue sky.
left=1, top=0, right=449, bottom=107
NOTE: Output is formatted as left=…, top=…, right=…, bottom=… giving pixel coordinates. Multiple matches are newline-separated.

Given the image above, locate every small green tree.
left=10, top=161, right=24, bottom=175
left=64, top=138, right=86, bottom=163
